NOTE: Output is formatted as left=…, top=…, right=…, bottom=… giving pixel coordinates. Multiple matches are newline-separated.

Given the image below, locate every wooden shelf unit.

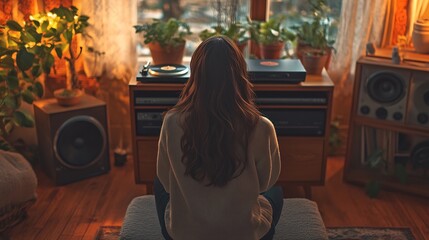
left=129, top=73, right=334, bottom=197
left=344, top=57, right=429, bottom=198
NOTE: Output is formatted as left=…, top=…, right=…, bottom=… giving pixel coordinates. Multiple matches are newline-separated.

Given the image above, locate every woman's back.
left=157, top=111, right=280, bottom=240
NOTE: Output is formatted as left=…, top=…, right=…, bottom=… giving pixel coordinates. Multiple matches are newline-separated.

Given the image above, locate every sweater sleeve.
left=257, top=119, right=281, bottom=193
left=156, top=115, right=171, bottom=193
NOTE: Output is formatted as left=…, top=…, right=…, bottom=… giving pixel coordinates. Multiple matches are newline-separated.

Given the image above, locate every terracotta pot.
left=302, top=53, right=328, bottom=75
left=259, top=42, right=285, bottom=59
left=296, top=41, right=333, bottom=70
left=148, top=41, right=186, bottom=65
left=54, top=89, right=84, bottom=107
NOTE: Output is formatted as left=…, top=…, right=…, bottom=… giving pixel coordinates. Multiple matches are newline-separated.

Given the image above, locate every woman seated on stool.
left=154, top=36, right=283, bottom=240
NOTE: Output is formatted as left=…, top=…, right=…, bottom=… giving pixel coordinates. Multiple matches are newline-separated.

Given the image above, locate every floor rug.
left=96, top=226, right=416, bottom=240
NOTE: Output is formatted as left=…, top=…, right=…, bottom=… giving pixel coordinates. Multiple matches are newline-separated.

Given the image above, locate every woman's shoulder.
left=257, top=116, right=275, bottom=130
left=163, top=110, right=182, bottom=127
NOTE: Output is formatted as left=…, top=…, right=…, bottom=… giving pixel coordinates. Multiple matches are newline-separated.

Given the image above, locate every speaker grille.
left=54, top=116, right=107, bottom=169
left=367, top=72, right=405, bottom=104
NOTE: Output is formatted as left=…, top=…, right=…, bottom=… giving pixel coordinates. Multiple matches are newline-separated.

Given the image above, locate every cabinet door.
left=278, top=138, right=324, bottom=183
left=136, top=139, right=158, bottom=183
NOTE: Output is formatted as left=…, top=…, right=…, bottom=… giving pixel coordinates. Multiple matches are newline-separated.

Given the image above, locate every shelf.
left=353, top=116, right=429, bottom=137
left=344, top=168, right=429, bottom=198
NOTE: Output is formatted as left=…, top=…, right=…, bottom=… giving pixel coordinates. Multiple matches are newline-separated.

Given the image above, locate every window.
left=136, top=0, right=342, bottom=61
left=269, top=0, right=342, bottom=44
left=136, top=0, right=250, bottom=61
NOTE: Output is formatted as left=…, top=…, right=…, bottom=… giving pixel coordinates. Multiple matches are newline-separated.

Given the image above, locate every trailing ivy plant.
left=0, top=20, right=44, bottom=151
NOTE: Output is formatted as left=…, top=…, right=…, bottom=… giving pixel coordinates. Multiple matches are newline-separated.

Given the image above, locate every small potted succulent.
left=134, top=18, right=192, bottom=65
left=248, top=15, right=295, bottom=59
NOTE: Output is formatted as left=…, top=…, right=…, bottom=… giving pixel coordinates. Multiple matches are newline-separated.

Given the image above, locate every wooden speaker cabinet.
left=344, top=56, right=429, bottom=197
left=129, top=73, right=334, bottom=197
left=34, top=94, right=110, bottom=185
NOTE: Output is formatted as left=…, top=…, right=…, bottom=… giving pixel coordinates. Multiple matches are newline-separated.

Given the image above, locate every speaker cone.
left=54, top=116, right=107, bottom=169
left=367, top=72, right=405, bottom=104
left=411, top=141, right=429, bottom=169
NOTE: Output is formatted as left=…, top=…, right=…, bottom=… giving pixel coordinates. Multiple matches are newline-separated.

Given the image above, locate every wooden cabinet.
left=344, top=57, right=429, bottom=198
left=129, top=73, right=334, bottom=196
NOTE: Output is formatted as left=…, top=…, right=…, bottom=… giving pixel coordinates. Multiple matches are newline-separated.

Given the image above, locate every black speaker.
left=407, top=71, right=429, bottom=127
left=34, top=94, right=110, bottom=185
left=357, top=62, right=410, bottom=122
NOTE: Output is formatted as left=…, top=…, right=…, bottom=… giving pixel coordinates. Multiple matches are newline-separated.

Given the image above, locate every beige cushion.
left=120, top=195, right=328, bottom=240
left=0, top=150, right=38, bottom=232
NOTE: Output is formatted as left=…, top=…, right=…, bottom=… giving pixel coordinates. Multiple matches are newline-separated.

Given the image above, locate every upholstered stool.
left=0, top=150, right=37, bottom=232
left=120, top=195, right=328, bottom=240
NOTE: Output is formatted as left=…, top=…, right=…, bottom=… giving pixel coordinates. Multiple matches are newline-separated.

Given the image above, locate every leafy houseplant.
left=248, top=15, right=295, bottom=59
left=294, top=0, right=334, bottom=74
left=0, top=20, right=44, bottom=151
left=199, top=23, right=249, bottom=52
left=30, top=6, right=90, bottom=106
left=134, top=18, right=192, bottom=65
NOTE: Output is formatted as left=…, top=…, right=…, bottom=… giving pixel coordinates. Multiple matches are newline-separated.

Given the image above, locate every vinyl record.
left=149, top=64, right=189, bottom=76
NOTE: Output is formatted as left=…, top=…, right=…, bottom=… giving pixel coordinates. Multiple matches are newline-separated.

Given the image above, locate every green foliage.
left=247, top=15, right=295, bottom=45
left=30, top=5, right=90, bottom=89
left=199, top=22, right=249, bottom=44
left=0, top=20, right=44, bottom=151
left=293, top=0, right=334, bottom=52
left=328, top=119, right=341, bottom=155
left=363, top=148, right=408, bottom=198
left=0, top=5, right=89, bottom=152
left=134, top=18, right=192, bottom=47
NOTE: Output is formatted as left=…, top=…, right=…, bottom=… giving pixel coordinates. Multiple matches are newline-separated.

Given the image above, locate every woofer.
left=411, top=141, right=429, bottom=169
left=367, top=72, right=405, bottom=104
left=54, top=116, right=107, bottom=169
left=34, top=95, right=110, bottom=185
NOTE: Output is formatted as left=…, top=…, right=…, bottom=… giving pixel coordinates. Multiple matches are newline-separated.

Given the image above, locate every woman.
left=154, top=36, right=283, bottom=240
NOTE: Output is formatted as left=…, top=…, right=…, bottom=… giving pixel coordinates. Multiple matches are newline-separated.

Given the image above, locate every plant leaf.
left=34, top=81, right=44, bottom=98
left=6, top=20, right=22, bottom=31
left=4, top=95, right=18, bottom=109
left=21, top=89, right=35, bottom=104
left=13, top=110, right=34, bottom=128
left=365, top=180, right=380, bottom=198
left=55, top=46, right=63, bottom=59
left=16, top=48, right=35, bottom=71
left=6, top=70, right=19, bottom=90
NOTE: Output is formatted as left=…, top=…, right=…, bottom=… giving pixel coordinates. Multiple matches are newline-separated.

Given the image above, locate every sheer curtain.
left=327, top=0, right=390, bottom=147
left=80, top=0, right=138, bottom=150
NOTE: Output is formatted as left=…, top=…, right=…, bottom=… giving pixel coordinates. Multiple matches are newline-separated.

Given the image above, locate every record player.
left=137, top=59, right=307, bottom=84
left=247, top=59, right=306, bottom=83
left=137, top=62, right=190, bottom=83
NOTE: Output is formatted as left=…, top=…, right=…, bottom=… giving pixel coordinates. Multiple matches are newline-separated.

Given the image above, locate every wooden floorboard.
left=6, top=156, right=429, bottom=240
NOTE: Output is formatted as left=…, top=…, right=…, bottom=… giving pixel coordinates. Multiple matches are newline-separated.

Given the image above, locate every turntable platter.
left=148, top=64, right=189, bottom=76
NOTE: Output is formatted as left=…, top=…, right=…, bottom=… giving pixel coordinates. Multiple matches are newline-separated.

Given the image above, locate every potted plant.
left=0, top=20, right=44, bottom=151
left=293, top=0, right=334, bottom=73
left=134, top=18, right=192, bottom=65
left=29, top=6, right=90, bottom=106
left=199, top=23, right=249, bottom=53
left=248, top=15, right=295, bottom=59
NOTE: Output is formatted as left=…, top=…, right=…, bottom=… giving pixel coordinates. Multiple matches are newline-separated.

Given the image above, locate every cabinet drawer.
left=278, top=138, right=324, bottom=182
left=136, top=139, right=158, bottom=182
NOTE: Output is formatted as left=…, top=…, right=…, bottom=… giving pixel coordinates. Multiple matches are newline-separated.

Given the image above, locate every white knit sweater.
left=157, top=111, right=281, bottom=240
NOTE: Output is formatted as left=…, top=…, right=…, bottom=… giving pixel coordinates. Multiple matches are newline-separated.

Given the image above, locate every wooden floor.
left=6, top=156, right=429, bottom=240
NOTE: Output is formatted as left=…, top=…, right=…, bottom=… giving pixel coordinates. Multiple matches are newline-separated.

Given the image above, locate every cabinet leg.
left=303, top=185, right=312, bottom=199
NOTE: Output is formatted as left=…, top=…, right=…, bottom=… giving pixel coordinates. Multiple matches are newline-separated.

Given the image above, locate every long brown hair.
left=171, top=36, right=260, bottom=187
